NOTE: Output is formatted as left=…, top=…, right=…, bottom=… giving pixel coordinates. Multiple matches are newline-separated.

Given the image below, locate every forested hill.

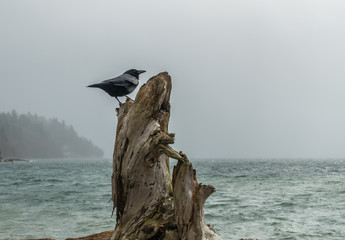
left=0, top=111, right=103, bottom=158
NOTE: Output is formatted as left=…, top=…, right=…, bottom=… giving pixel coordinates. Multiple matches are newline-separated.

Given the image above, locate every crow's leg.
left=115, top=96, right=122, bottom=104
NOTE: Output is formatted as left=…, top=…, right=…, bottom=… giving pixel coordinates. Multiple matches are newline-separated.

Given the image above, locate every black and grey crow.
left=87, top=69, right=146, bottom=104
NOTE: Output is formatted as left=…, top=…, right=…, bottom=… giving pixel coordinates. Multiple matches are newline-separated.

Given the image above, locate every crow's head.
left=124, top=69, right=146, bottom=79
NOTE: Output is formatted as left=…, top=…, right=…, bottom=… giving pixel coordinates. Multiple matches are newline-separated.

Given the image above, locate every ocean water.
left=0, top=158, right=345, bottom=240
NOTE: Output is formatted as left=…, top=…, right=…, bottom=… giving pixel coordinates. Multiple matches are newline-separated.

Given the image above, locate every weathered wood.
left=172, top=155, right=221, bottom=240
left=111, top=72, right=221, bottom=240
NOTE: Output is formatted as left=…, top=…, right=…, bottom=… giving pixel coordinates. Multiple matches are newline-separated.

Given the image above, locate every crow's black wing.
left=103, top=74, right=138, bottom=87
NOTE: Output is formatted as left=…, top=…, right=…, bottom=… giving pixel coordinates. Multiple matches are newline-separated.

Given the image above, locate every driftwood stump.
left=111, top=72, right=221, bottom=240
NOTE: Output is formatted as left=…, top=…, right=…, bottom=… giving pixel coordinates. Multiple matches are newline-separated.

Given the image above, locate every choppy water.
left=1, top=159, right=345, bottom=240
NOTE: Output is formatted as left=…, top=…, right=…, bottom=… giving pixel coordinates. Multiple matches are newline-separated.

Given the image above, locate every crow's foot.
left=125, top=96, right=133, bottom=101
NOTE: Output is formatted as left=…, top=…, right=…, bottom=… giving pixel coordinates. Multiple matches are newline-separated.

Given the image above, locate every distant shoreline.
left=0, top=158, right=28, bottom=162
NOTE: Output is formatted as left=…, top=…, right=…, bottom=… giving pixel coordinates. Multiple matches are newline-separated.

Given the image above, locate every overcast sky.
left=1, top=1, right=345, bottom=159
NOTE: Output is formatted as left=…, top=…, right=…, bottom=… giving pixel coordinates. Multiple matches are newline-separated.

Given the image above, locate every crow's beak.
left=138, top=70, right=146, bottom=75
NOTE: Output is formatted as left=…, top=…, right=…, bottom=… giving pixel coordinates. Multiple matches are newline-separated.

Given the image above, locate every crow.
left=88, top=69, right=146, bottom=104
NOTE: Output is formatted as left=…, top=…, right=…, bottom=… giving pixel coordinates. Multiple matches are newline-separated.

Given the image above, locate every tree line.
left=0, top=110, right=103, bottom=158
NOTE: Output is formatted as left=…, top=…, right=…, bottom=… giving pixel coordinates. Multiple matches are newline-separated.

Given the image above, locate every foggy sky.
left=1, top=1, right=345, bottom=159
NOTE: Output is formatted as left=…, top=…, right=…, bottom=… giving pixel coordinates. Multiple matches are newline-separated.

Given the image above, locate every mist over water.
left=1, top=1, right=345, bottom=158
left=1, top=158, right=344, bottom=240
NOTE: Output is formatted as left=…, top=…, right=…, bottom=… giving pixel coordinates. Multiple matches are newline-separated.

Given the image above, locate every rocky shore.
left=28, top=231, right=260, bottom=240
left=29, top=230, right=114, bottom=240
